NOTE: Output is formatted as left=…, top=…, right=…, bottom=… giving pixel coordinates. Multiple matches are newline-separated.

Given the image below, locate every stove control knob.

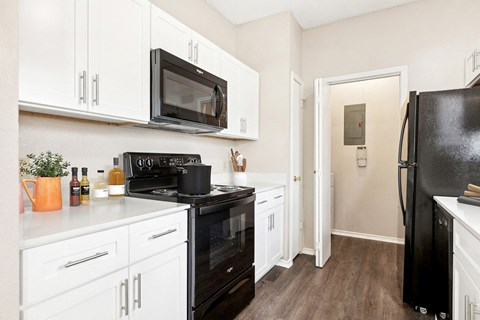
left=136, top=158, right=145, bottom=168
left=188, top=157, right=198, bottom=164
left=145, top=158, right=154, bottom=168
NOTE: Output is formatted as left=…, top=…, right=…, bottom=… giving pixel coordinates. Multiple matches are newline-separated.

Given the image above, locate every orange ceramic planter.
left=22, top=177, right=63, bottom=212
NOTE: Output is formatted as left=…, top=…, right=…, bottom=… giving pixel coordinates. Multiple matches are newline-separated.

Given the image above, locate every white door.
left=150, top=5, right=191, bottom=61
left=314, top=78, right=332, bottom=268
left=22, top=268, right=127, bottom=320
left=290, top=74, right=302, bottom=259
left=88, top=0, right=150, bottom=121
left=129, top=244, right=187, bottom=320
left=19, top=0, right=88, bottom=111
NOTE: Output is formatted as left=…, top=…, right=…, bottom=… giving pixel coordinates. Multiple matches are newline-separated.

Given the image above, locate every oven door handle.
left=198, top=194, right=256, bottom=216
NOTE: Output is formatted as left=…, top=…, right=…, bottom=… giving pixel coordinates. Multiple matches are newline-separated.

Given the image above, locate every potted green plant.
left=21, top=151, right=70, bottom=212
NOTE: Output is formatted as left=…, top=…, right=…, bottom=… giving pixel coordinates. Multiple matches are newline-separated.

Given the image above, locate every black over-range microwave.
left=149, top=49, right=227, bottom=134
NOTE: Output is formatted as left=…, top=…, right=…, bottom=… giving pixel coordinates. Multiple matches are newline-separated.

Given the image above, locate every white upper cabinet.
left=19, top=0, right=150, bottom=123
left=88, top=0, right=150, bottom=121
left=150, top=5, right=190, bottom=61
left=217, top=52, right=260, bottom=140
left=150, top=5, right=221, bottom=76
left=465, top=49, right=480, bottom=87
left=19, top=0, right=88, bottom=112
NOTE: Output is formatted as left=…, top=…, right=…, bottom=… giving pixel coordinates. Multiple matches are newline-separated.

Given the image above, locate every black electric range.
left=123, top=152, right=256, bottom=320
left=123, top=152, right=254, bottom=205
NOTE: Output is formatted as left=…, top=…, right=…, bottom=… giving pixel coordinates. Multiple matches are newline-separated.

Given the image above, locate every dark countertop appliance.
left=397, top=87, right=480, bottom=315
left=124, top=152, right=255, bottom=320
left=145, top=49, right=228, bottom=134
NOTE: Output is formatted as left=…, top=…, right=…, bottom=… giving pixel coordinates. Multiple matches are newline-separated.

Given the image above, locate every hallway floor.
left=236, top=235, right=434, bottom=320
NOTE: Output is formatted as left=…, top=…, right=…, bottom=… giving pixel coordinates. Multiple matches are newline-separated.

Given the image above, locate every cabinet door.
left=23, top=268, right=127, bottom=320
left=151, top=5, right=191, bottom=61
left=192, top=32, right=221, bottom=76
left=453, top=257, right=480, bottom=320
left=19, top=0, right=88, bottom=111
left=129, top=243, right=187, bottom=320
left=254, top=210, right=269, bottom=283
left=219, top=54, right=240, bottom=136
left=88, top=0, right=150, bottom=121
left=465, top=50, right=480, bottom=87
left=238, top=67, right=260, bottom=140
left=269, top=204, right=284, bottom=265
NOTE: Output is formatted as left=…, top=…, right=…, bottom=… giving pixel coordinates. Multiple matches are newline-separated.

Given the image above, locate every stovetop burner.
left=151, top=188, right=178, bottom=197
left=215, top=185, right=242, bottom=192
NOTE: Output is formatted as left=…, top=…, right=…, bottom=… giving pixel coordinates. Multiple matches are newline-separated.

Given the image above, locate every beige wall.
left=235, top=11, right=302, bottom=261
left=302, top=0, right=480, bottom=249
left=331, top=77, right=400, bottom=237
left=150, top=0, right=237, bottom=56
left=0, top=0, right=19, bottom=318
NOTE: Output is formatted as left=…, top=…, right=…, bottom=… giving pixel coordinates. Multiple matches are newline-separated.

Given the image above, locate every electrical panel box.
left=344, top=104, right=366, bottom=145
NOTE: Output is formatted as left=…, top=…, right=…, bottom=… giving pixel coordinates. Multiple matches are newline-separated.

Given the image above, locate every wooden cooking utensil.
left=468, top=183, right=480, bottom=193
left=242, top=159, right=247, bottom=172
left=464, top=190, right=480, bottom=197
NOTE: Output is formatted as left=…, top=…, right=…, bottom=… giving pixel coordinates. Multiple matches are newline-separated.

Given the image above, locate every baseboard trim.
left=301, top=248, right=315, bottom=255
left=276, top=259, right=293, bottom=269
left=332, top=229, right=405, bottom=244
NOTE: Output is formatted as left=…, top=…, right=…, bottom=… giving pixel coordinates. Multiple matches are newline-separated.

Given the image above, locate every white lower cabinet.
left=21, top=210, right=188, bottom=320
left=453, top=221, right=480, bottom=320
left=23, top=268, right=127, bottom=320
left=129, top=243, right=187, bottom=320
left=254, top=187, right=284, bottom=282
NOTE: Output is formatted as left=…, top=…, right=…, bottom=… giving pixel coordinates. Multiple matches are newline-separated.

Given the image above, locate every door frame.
left=289, top=71, right=304, bottom=263
left=314, top=65, right=408, bottom=268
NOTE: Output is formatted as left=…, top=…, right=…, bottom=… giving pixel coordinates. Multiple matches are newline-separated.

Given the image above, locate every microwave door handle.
left=211, top=85, right=218, bottom=119
left=216, top=85, right=225, bottom=120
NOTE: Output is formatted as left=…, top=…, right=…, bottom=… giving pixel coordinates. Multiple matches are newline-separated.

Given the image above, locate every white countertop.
left=20, top=197, right=189, bottom=250
left=250, top=183, right=285, bottom=194
left=434, top=196, right=480, bottom=241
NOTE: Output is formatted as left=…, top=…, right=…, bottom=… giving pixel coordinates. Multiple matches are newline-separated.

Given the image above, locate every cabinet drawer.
left=21, top=226, right=129, bottom=306
left=130, top=210, right=188, bottom=263
left=255, top=187, right=285, bottom=213
left=454, top=221, right=480, bottom=279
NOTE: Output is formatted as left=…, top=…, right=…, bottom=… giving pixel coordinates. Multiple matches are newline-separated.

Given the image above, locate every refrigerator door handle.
left=398, top=103, right=409, bottom=225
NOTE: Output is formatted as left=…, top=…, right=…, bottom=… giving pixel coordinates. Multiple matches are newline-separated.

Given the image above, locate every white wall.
left=330, top=76, right=400, bottom=238
left=0, top=0, right=19, bottom=318
left=302, top=0, right=480, bottom=249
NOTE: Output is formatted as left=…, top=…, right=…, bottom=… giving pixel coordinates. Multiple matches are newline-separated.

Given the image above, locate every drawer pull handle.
left=258, top=200, right=268, bottom=205
left=151, top=228, right=177, bottom=239
left=274, top=195, right=283, bottom=199
left=64, top=251, right=109, bottom=268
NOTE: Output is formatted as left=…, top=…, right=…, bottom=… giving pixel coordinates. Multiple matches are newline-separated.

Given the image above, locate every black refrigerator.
left=397, top=87, right=480, bottom=315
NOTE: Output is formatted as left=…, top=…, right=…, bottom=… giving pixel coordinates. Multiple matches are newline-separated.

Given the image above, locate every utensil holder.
left=233, top=172, right=247, bottom=186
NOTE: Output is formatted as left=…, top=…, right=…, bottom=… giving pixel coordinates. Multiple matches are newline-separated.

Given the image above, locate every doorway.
left=314, top=66, right=408, bottom=268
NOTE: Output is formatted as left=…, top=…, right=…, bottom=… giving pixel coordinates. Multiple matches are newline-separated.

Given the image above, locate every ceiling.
left=206, top=0, right=419, bottom=29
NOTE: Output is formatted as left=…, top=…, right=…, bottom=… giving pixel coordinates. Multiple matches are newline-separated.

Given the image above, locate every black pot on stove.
left=177, top=162, right=212, bottom=195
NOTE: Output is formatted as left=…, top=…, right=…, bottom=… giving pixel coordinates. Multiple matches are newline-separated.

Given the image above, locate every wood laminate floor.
left=236, top=235, right=434, bottom=320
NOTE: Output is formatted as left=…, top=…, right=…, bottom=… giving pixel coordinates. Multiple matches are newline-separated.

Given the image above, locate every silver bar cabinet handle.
left=92, top=74, right=99, bottom=105
left=64, top=251, right=108, bottom=268
left=194, top=43, right=199, bottom=64
left=151, top=228, right=177, bottom=240
left=134, top=273, right=142, bottom=309
left=274, top=195, right=283, bottom=199
left=258, top=200, right=268, bottom=205
left=188, top=40, right=193, bottom=61
left=80, top=71, right=87, bottom=104
left=272, top=213, right=275, bottom=229
left=475, top=50, right=480, bottom=71
left=121, top=279, right=129, bottom=316
left=95, top=74, right=99, bottom=105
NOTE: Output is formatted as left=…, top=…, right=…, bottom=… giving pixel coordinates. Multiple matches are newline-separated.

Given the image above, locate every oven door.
left=151, top=49, right=227, bottom=129
left=191, top=194, right=255, bottom=307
